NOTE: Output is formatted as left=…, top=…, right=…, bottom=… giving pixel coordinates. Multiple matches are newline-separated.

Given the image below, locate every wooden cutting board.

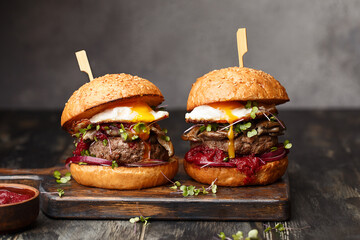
left=0, top=159, right=290, bottom=221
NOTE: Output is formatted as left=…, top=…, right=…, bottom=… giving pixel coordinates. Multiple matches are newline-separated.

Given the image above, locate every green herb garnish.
left=133, top=122, right=147, bottom=133
left=218, top=229, right=258, bottom=240
left=264, top=223, right=286, bottom=233
left=57, top=188, right=65, bottom=197
left=223, top=157, right=229, bottom=162
left=79, top=128, right=87, bottom=134
left=245, top=101, right=252, bottom=109
left=162, top=128, right=168, bottom=134
left=284, top=140, right=292, bottom=149
left=102, top=139, right=108, bottom=146
left=247, top=129, right=257, bottom=138
left=270, top=146, right=278, bottom=152
left=131, top=135, right=139, bottom=140
left=80, top=149, right=90, bottom=156
left=53, top=170, right=61, bottom=180
left=162, top=135, right=170, bottom=142
left=54, top=171, right=71, bottom=184
left=129, top=216, right=150, bottom=226
left=111, top=160, right=118, bottom=169
left=250, top=106, right=259, bottom=119
left=199, top=123, right=218, bottom=133
left=96, top=125, right=100, bottom=131
left=121, top=132, right=128, bottom=141
left=78, top=162, right=88, bottom=165
left=170, top=179, right=217, bottom=197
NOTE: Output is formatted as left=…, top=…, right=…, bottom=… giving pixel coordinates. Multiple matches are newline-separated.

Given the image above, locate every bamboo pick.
left=236, top=28, right=248, bottom=67
left=75, top=50, right=94, bottom=81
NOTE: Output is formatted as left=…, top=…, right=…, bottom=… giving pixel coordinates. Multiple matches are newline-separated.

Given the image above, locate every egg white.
left=185, top=105, right=252, bottom=122
left=90, top=106, right=168, bottom=123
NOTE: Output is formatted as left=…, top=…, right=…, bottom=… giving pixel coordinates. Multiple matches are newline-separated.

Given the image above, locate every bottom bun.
left=183, top=156, right=288, bottom=186
left=70, top=157, right=179, bottom=190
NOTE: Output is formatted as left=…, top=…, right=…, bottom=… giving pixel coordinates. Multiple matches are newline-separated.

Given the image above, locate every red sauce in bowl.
left=0, top=187, right=34, bottom=205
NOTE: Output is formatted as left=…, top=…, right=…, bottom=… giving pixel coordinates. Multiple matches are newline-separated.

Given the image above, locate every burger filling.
left=182, top=101, right=291, bottom=183
left=70, top=121, right=174, bottom=166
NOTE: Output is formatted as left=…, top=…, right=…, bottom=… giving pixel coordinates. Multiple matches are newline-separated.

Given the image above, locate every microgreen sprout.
left=121, top=132, right=128, bottom=141
left=217, top=229, right=258, bottom=240
left=111, top=160, right=118, bottom=169
left=250, top=106, right=259, bottom=119
left=199, top=123, right=218, bottom=133
left=245, top=101, right=252, bottom=109
left=284, top=140, right=292, bottom=149
left=247, top=129, right=257, bottom=138
left=234, top=122, right=251, bottom=133
left=129, top=216, right=150, bottom=226
left=131, top=135, right=139, bottom=140
left=53, top=171, right=71, bottom=184
left=270, top=146, right=278, bottom=152
left=264, top=223, right=286, bottom=233
left=57, top=188, right=65, bottom=197
left=134, top=123, right=148, bottom=133
left=160, top=171, right=217, bottom=197
left=162, top=135, right=170, bottom=142
left=172, top=179, right=217, bottom=197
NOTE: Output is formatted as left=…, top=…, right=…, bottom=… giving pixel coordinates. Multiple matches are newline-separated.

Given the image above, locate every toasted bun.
left=61, top=74, right=164, bottom=132
left=187, top=67, right=289, bottom=111
left=70, top=157, right=179, bottom=190
left=183, top=156, right=288, bottom=186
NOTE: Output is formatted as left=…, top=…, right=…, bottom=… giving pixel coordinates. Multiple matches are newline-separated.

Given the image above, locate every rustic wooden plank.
left=39, top=159, right=290, bottom=220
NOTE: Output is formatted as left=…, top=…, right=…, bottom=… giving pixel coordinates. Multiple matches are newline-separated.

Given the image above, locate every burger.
left=61, top=73, right=178, bottom=190
left=182, top=67, right=291, bottom=186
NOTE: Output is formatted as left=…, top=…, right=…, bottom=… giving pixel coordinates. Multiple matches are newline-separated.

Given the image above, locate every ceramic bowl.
left=0, top=183, right=39, bottom=233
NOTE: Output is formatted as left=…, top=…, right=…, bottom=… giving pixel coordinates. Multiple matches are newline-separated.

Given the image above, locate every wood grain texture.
left=0, top=110, right=359, bottom=240
left=39, top=160, right=289, bottom=220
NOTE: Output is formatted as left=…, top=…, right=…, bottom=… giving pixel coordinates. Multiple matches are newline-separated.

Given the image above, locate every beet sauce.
left=0, top=188, right=33, bottom=205
left=185, top=145, right=266, bottom=184
left=73, top=138, right=90, bottom=156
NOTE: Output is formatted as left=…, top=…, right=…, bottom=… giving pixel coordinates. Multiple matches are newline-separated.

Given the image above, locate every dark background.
left=1, top=0, right=360, bottom=110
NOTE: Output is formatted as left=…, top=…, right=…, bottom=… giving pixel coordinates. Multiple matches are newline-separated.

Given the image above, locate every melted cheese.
left=90, top=102, right=168, bottom=123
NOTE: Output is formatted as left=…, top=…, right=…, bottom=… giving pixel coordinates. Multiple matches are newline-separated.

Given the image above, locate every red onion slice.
left=65, top=156, right=168, bottom=169
left=65, top=156, right=112, bottom=169
left=124, top=159, right=168, bottom=167
left=259, top=145, right=285, bottom=159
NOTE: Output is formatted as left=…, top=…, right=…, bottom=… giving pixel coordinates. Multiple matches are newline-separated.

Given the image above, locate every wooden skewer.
left=75, top=50, right=94, bottom=81
left=236, top=28, right=248, bottom=67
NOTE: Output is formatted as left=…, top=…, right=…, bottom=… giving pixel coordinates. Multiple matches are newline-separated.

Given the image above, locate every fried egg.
left=90, top=102, right=168, bottom=123
left=185, top=102, right=252, bottom=123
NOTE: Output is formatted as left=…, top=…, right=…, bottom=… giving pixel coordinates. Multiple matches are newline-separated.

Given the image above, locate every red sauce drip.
left=73, top=138, right=90, bottom=156
left=185, top=145, right=227, bottom=164
left=95, top=131, right=107, bottom=141
left=0, top=189, right=33, bottom=205
left=185, top=145, right=265, bottom=184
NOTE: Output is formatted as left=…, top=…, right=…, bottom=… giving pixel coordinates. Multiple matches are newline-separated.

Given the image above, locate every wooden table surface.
left=0, top=110, right=359, bottom=240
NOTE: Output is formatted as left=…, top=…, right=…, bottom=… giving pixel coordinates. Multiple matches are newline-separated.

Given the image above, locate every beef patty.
left=183, top=119, right=283, bottom=155
left=89, top=135, right=169, bottom=164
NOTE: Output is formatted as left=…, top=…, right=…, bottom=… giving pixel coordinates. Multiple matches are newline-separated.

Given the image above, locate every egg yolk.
left=124, top=102, right=155, bottom=122
left=209, top=102, right=245, bottom=159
